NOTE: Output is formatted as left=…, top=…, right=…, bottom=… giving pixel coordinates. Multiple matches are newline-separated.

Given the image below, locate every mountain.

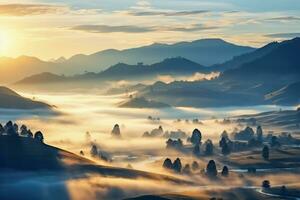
left=1, top=39, right=255, bottom=84
left=0, top=56, right=61, bottom=84
left=210, top=41, right=280, bottom=72
left=15, top=72, right=67, bottom=85
left=138, top=38, right=300, bottom=107
left=220, top=37, right=300, bottom=84
left=64, top=38, right=255, bottom=73
left=265, top=81, right=300, bottom=105
left=96, top=57, right=209, bottom=80
left=0, top=86, right=50, bottom=109
left=15, top=57, right=209, bottom=85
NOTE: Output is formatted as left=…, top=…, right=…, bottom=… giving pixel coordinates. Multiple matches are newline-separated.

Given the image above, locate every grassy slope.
left=0, top=135, right=189, bottom=184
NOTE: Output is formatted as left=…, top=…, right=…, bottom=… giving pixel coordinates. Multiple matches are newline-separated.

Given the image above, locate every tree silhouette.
left=192, top=161, right=200, bottom=171
left=80, top=150, right=84, bottom=156
left=221, top=142, right=231, bottom=155
left=262, top=180, right=270, bottom=189
left=27, top=129, right=33, bottom=138
left=193, top=144, right=201, bottom=157
left=191, top=129, right=201, bottom=145
left=262, top=145, right=269, bottom=160
left=256, top=126, right=263, bottom=142
left=219, top=136, right=227, bottom=148
left=20, top=125, right=28, bottom=136
left=111, top=124, right=121, bottom=137
left=206, top=160, right=217, bottom=177
left=0, top=124, right=4, bottom=135
left=34, top=131, right=44, bottom=143
left=90, top=145, right=98, bottom=157
left=221, top=166, right=229, bottom=176
left=163, top=158, right=173, bottom=169
left=182, top=164, right=191, bottom=174
left=205, top=139, right=214, bottom=155
left=173, top=158, right=182, bottom=173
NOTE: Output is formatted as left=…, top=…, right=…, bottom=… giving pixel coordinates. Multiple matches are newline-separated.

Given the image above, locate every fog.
left=0, top=90, right=297, bottom=199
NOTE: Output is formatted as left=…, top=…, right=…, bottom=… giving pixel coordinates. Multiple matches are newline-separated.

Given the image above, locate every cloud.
left=127, top=10, right=209, bottom=17
left=264, top=32, right=300, bottom=38
left=0, top=3, right=67, bottom=16
left=265, top=16, right=300, bottom=21
left=71, top=25, right=153, bottom=33
left=71, top=24, right=218, bottom=33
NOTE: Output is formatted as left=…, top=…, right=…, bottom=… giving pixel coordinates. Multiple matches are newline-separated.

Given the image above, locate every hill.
left=138, top=37, right=300, bottom=107
left=0, top=86, right=51, bottom=109
left=65, top=38, right=255, bottom=73
left=234, top=108, right=300, bottom=130
left=220, top=37, right=300, bottom=84
left=0, top=56, right=60, bottom=84
left=210, top=41, right=279, bottom=72
left=1, top=38, right=254, bottom=84
left=265, top=81, right=300, bottom=105
left=0, top=135, right=189, bottom=184
left=15, top=57, right=209, bottom=85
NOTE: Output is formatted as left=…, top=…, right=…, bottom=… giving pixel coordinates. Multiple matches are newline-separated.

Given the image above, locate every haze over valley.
left=1, top=1, right=300, bottom=199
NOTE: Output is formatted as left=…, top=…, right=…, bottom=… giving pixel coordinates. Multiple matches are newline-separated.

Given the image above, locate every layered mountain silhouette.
left=15, top=57, right=209, bottom=85
left=138, top=37, right=300, bottom=107
left=210, top=41, right=280, bottom=72
left=1, top=38, right=254, bottom=84
left=65, top=38, right=254, bottom=73
left=0, top=86, right=50, bottom=109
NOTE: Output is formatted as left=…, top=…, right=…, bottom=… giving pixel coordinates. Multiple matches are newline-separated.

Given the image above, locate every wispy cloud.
left=70, top=24, right=219, bottom=33
left=71, top=25, right=152, bottom=33
left=0, top=3, right=67, bottom=16
left=127, top=10, right=209, bottom=17
left=265, top=16, right=300, bottom=21
left=264, top=32, right=300, bottom=38
left=71, top=24, right=218, bottom=33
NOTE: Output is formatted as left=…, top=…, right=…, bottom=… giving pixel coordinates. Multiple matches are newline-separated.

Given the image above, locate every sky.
left=0, top=0, right=299, bottom=60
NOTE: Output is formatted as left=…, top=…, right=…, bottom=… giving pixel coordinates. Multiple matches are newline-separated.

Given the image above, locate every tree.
left=90, top=145, right=98, bottom=157
left=221, top=142, right=231, bottom=155
left=182, top=164, right=191, bottom=174
left=192, top=161, right=200, bottom=171
left=191, top=129, right=201, bottom=145
left=262, top=145, right=269, bottom=160
left=0, top=124, right=4, bottom=135
left=13, top=123, right=19, bottom=133
left=27, top=129, right=33, bottom=138
left=281, top=185, right=287, bottom=194
left=80, top=150, right=84, bottom=156
left=34, top=131, right=44, bottom=142
left=111, top=124, right=121, bottom=137
left=163, top=158, right=173, bottom=169
left=206, top=160, right=217, bottom=177
left=262, top=180, right=270, bottom=189
left=193, top=144, right=201, bottom=157
left=221, top=166, right=229, bottom=176
left=221, top=130, right=229, bottom=140
left=5, top=121, right=17, bottom=136
left=205, top=139, right=214, bottom=155
left=256, top=126, right=263, bottom=142
left=173, top=158, right=182, bottom=173
left=20, top=125, right=28, bottom=136
left=271, top=136, right=280, bottom=147
left=219, top=136, right=227, bottom=148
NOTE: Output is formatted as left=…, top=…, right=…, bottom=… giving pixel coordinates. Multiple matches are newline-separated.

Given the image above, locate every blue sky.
left=0, top=0, right=299, bottom=59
